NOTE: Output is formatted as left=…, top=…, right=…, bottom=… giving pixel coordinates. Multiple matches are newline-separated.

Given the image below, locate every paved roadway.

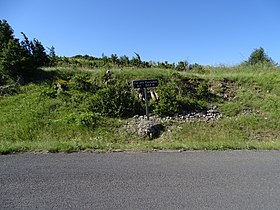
left=1, top=151, right=280, bottom=209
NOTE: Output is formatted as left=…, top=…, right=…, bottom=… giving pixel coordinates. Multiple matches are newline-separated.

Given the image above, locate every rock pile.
left=137, top=119, right=164, bottom=139
left=161, top=108, right=223, bottom=123
left=124, top=107, right=223, bottom=139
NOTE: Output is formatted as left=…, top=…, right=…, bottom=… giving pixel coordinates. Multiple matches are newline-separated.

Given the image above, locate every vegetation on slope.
left=1, top=19, right=280, bottom=154
left=1, top=65, right=280, bottom=154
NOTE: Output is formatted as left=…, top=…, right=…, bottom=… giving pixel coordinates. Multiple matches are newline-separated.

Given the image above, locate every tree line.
left=56, top=53, right=206, bottom=71
left=56, top=47, right=277, bottom=71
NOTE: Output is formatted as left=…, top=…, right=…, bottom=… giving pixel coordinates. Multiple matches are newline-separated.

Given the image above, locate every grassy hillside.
left=1, top=64, right=280, bottom=154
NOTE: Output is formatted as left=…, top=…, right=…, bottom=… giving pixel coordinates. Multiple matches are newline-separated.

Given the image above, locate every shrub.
left=153, top=83, right=179, bottom=116
left=153, top=79, right=209, bottom=116
left=77, top=112, right=100, bottom=128
left=189, top=63, right=205, bottom=73
left=196, top=81, right=210, bottom=100
left=89, top=83, right=143, bottom=118
left=69, top=74, right=96, bottom=91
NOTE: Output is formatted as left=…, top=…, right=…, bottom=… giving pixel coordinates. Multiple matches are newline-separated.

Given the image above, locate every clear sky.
left=1, top=0, right=279, bottom=65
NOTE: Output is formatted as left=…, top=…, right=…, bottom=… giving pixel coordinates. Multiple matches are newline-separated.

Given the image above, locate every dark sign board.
left=133, top=79, right=158, bottom=88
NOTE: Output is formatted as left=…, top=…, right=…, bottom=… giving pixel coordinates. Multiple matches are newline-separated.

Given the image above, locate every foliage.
left=43, top=72, right=144, bottom=119
left=0, top=19, right=53, bottom=84
left=55, top=53, right=193, bottom=70
left=2, top=19, right=280, bottom=154
left=153, top=77, right=210, bottom=116
left=0, top=19, right=14, bottom=49
left=189, top=63, right=205, bottom=73
left=245, top=47, right=276, bottom=66
left=48, top=46, right=57, bottom=66
left=176, top=61, right=189, bottom=71
left=78, top=112, right=100, bottom=127
left=157, top=61, right=175, bottom=69
left=0, top=39, right=26, bottom=77
left=153, top=82, right=179, bottom=116
left=196, top=81, right=210, bottom=100
left=1, top=65, right=280, bottom=154
left=68, top=73, right=95, bottom=92
left=90, top=82, right=143, bottom=118
left=21, top=32, right=49, bottom=69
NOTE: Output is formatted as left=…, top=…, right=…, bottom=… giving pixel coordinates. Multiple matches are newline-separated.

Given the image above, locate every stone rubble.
left=168, top=108, right=223, bottom=123
left=124, top=107, right=223, bottom=139
left=137, top=119, right=164, bottom=139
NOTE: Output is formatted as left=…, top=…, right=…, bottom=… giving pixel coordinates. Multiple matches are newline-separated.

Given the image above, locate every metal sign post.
left=144, top=87, right=149, bottom=120
left=133, top=79, right=158, bottom=121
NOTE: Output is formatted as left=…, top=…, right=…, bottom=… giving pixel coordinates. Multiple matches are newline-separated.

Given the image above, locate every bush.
left=77, top=112, right=100, bottom=128
left=153, top=79, right=209, bottom=116
left=189, top=63, right=205, bottom=73
left=196, top=81, right=210, bottom=100
left=153, top=83, right=179, bottom=116
left=89, top=83, right=143, bottom=118
left=69, top=74, right=94, bottom=91
left=40, top=72, right=211, bottom=119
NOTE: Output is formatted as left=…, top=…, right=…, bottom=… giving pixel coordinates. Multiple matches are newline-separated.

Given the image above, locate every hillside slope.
left=1, top=65, right=280, bottom=153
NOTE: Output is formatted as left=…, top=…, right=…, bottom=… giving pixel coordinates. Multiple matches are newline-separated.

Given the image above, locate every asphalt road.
left=1, top=151, right=280, bottom=210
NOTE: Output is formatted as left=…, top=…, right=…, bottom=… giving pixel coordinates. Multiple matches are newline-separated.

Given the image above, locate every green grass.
left=1, top=65, right=280, bottom=154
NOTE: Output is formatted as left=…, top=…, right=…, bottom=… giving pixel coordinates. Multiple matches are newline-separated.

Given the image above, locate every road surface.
left=1, top=151, right=280, bottom=209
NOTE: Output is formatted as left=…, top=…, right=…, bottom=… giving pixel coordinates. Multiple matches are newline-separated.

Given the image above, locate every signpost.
left=133, top=79, right=158, bottom=120
left=133, top=79, right=158, bottom=89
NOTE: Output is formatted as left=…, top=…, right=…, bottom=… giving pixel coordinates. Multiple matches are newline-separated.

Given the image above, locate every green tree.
left=110, top=54, right=119, bottom=66
left=131, top=52, right=141, bottom=67
left=0, top=20, right=26, bottom=77
left=0, top=19, right=52, bottom=82
left=20, top=32, right=49, bottom=68
left=0, top=19, right=14, bottom=49
left=48, top=46, right=57, bottom=66
left=0, top=39, right=25, bottom=76
left=101, top=53, right=109, bottom=67
left=176, top=61, right=188, bottom=71
left=119, top=55, right=129, bottom=67
left=246, top=47, right=275, bottom=65
left=31, top=38, right=49, bottom=67
left=20, top=32, right=32, bottom=56
left=158, top=61, right=174, bottom=69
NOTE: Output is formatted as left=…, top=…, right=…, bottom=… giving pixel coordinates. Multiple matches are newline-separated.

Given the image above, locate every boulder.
left=137, top=119, right=164, bottom=139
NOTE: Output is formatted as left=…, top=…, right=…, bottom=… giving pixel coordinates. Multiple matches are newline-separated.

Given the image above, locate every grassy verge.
left=1, top=65, right=280, bottom=154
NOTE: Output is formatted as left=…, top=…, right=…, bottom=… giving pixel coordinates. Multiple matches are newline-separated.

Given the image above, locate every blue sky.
left=1, top=0, right=279, bottom=65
